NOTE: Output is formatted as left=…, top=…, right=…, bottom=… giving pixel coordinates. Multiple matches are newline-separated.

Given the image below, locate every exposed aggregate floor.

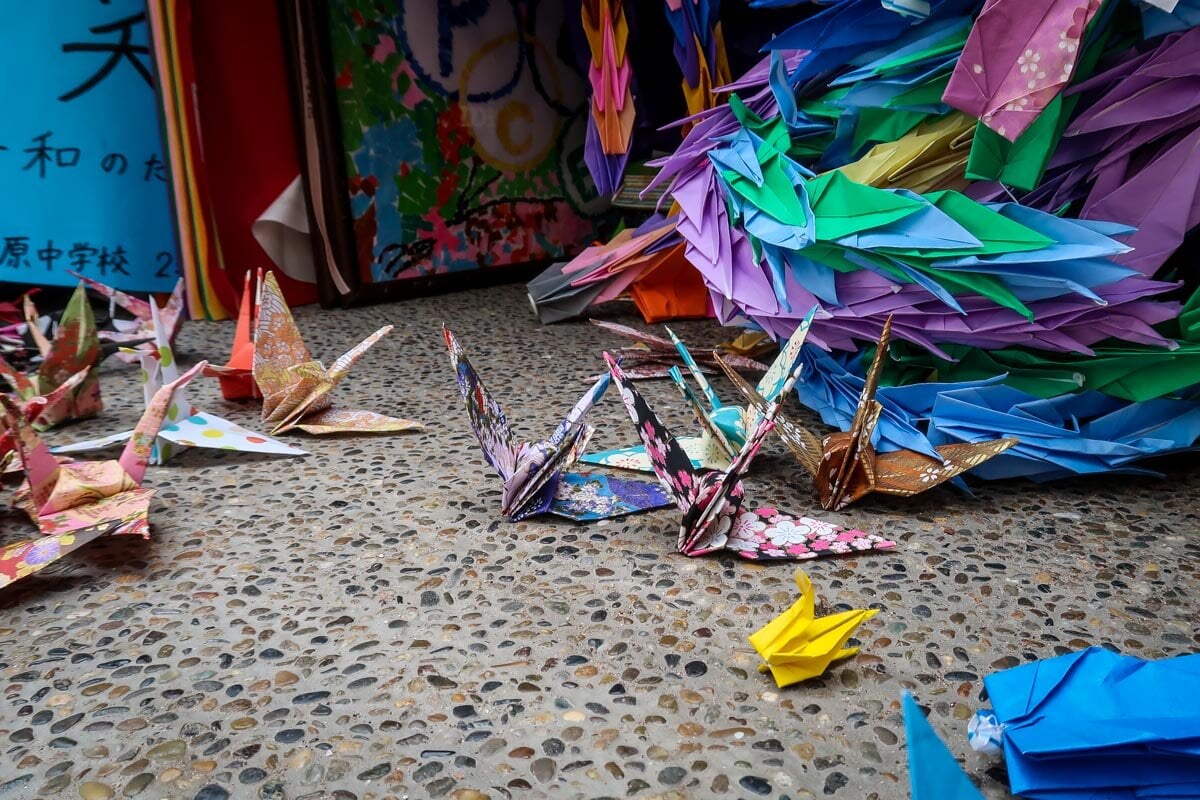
left=1, top=284, right=1197, bottom=800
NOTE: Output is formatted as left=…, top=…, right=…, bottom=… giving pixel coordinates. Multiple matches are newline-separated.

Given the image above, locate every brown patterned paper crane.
left=715, top=316, right=1017, bottom=510
left=252, top=272, right=422, bottom=435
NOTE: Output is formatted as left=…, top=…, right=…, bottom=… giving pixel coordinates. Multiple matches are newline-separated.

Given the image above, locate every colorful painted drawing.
left=326, top=0, right=609, bottom=284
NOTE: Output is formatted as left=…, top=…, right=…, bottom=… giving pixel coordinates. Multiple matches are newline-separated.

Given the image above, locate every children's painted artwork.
left=325, top=0, right=609, bottom=287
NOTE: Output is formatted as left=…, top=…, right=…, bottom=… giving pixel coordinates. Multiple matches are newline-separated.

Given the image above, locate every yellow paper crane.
left=749, top=570, right=878, bottom=688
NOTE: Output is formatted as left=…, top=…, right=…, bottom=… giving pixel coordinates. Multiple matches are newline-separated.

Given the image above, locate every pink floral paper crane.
left=0, top=362, right=205, bottom=589
left=606, top=353, right=896, bottom=561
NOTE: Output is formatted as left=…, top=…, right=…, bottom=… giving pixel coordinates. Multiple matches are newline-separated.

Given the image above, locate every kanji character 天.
left=58, top=13, right=153, bottom=102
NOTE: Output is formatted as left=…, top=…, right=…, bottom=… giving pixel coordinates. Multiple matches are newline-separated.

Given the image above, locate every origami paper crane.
left=0, top=362, right=205, bottom=589
left=793, top=339, right=1003, bottom=459
left=717, top=317, right=1017, bottom=509
left=667, top=305, right=819, bottom=460
left=606, top=352, right=897, bottom=560
left=73, top=272, right=186, bottom=362
left=526, top=215, right=709, bottom=324
left=926, top=385, right=1200, bottom=481
left=253, top=272, right=421, bottom=435
left=664, top=0, right=733, bottom=123
left=749, top=569, right=878, bottom=687
left=961, top=0, right=1113, bottom=192
left=585, top=319, right=768, bottom=381
left=837, top=112, right=976, bottom=193
left=794, top=334, right=1200, bottom=481
left=443, top=327, right=669, bottom=522
left=710, top=97, right=818, bottom=307
left=983, top=647, right=1200, bottom=799
left=886, top=286, right=1200, bottom=403
left=687, top=158, right=1179, bottom=359
left=970, top=27, right=1200, bottom=277
left=0, top=368, right=91, bottom=470
left=52, top=300, right=305, bottom=464
left=526, top=260, right=610, bottom=325
left=0, top=289, right=145, bottom=371
left=204, top=269, right=262, bottom=400
left=762, top=0, right=979, bottom=87
left=0, top=282, right=101, bottom=430
left=581, top=316, right=795, bottom=473
left=903, top=693, right=985, bottom=799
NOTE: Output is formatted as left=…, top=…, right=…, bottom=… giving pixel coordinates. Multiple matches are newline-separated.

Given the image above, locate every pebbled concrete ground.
left=1, top=283, right=1197, bottom=800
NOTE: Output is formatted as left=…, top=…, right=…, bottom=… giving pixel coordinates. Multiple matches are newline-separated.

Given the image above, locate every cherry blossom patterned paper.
left=944, top=0, right=1103, bottom=141
left=606, top=352, right=895, bottom=562
left=725, top=509, right=896, bottom=561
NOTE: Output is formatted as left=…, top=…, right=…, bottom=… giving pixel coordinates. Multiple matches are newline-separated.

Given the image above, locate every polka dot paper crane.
left=715, top=315, right=1018, bottom=510
left=0, top=362, right=204, bottom=590
left=51, top=299, right=306, bottom=464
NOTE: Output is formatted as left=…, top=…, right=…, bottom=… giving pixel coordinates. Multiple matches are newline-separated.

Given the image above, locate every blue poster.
left=0, top=0, right=179, bottom=292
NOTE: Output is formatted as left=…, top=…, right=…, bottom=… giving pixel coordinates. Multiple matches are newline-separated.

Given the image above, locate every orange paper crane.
left=204, top=269, right=262, bottom=401
left=0, top=363, right=205, bottom=589
left=716, top=316, right=1018, bottom=510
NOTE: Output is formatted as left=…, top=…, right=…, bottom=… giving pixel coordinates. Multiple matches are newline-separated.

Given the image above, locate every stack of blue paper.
left=984, top=647, right=1200, bottom=799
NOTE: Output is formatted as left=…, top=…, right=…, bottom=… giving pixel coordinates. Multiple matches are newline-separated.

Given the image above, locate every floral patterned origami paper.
left=253, top=272, right=422, bottom=436
left=551, top=472, right=672, bottom=522
left=0, top=282, right=101, bottom=430
left=443, top=327, right=668, bottom=522
left=581, top=315, right=801, bottom=473
left=606, top=352, right=896, bottom=561
left=718, top=316, right=1016, bottom=509
left=749, top=570, right=879, bottom=687
left=0, top=369, right=90, bottom=471
left=0, top=361, right=206, bottom=589
left=943, top=0, right=1104, bottom=141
